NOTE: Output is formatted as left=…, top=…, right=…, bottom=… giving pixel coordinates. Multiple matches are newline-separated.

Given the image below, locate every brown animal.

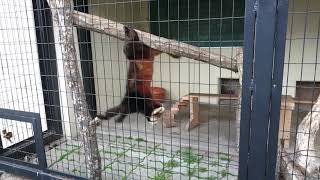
left=95, top=26, right=167, bottom=123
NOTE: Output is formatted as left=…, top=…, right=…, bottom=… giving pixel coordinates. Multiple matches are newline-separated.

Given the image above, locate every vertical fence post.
left=266, top=0, right=289, bottom=179
left=238, top=0, right=289, bottom=179
left=46, top=0, right=102, bottom=179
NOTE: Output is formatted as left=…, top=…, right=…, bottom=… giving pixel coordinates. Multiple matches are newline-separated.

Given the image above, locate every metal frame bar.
left=0, top=108, right=47, bottom=169
left=239, top=0, right=289, bottom=179
left=248, top=0, right=277, bottom=178
left=0, top=108, right=87, bottom=180
left=238, top=0, right=256, bottom=178
left=266, top=0, right=289, bottom=179
left=1, top=131, right=59, bottom=158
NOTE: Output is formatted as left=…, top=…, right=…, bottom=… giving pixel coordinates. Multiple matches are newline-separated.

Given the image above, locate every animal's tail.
left=95, top=106, right=121, bottom=121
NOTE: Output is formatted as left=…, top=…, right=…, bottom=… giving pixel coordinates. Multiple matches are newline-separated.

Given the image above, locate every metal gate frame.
left=0, top=0, right=290, bottom=179
left=238, top=0, right=289, bottom=179
left=0, top=108, right=86, bottom=180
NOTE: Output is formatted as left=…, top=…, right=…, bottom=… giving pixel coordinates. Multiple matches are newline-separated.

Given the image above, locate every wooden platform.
left=164, top=93, right=295, bottom=149
left=163, top=93, right=239, bottom=130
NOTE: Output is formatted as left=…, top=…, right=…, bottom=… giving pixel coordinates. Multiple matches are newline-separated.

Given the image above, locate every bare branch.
left=72, top=10, right=239, bottom=72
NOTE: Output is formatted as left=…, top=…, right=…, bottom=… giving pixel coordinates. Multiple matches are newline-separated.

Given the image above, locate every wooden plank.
left=183, top=93, right=238, bottom=105
left=178, top=101, right=189, bottom=106
left=278, top=96, right=295, bottom=149
left=293, top=99, right=316, bottom=105
left=186, top=96, right=200, bottom=130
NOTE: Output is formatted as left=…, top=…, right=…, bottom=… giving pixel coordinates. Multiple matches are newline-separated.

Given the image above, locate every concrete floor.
left=44, top=102, right=239, bottom=179
left=96, top=101, right=239, bottom=155
left=8, top=101, right=320, bottom=179
left=0, top=102, right=320, bottom=180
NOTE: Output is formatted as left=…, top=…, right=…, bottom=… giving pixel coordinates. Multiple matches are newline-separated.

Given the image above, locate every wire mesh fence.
left=0, top=0, right=243, bottom=179
left=72, top=0, right=242, bottom=179
left=277, top=0, right=320, bottom=179
left=0, top=0, right=319, bottom=180
left=0, top=0, right=47, bottom=167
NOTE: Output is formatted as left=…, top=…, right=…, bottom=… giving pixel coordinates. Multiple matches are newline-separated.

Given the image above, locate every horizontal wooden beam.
left=72, top=10, right=239, bottom=72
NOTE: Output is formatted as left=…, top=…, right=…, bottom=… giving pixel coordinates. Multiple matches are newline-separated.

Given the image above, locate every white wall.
left=0, top=0, right=47, bottom=148
left=89, top=0, right=150, bottom=111
left=51, top=24, right=84, bottom=139
left=283, top=0, right=320, bottom=96
left=151, top=48, right=239, bottom=100
left=90, top=0, right=320, bottom=112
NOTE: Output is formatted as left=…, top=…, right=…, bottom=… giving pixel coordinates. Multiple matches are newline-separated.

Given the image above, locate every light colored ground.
left=45, top=102, right=239, bottom=180
left=5, top=101, right=319, bottom=179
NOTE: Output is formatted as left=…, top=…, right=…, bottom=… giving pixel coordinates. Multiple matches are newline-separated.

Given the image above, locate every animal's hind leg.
left=114, top=102, right=129, bottom=123
left=96, top=105, right=121, bottom=120
left=115, top=96, right=135, bottom=123
left=115, top=114, right=127, bottom=123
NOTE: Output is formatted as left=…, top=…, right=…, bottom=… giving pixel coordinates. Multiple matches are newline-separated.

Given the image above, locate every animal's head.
left=123, top=26, right=179, bottom=59
left=124, top=26, right=140, bottom=42
left=123, top=26, right=152, bottom=60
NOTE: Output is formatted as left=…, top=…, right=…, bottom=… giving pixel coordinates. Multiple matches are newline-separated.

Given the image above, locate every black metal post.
left=32, top=113, right=47, bottom=169
left=266, top=0, right=289, bottom=179
left=0, top=108, right=87, bottom=180
left=238, top=0, right=289, bottom=179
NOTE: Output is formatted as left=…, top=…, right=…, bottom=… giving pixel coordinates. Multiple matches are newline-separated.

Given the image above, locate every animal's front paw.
left=91, top=116, right=102, bottom=126
left=152, top=105, right=165, bottom=116
left=149, top=105, right=165, bottom=125
left=148, top=118, right=158, bottom=125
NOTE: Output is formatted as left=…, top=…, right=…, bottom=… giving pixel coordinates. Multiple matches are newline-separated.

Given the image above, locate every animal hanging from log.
left=95, top=26, right=168, bottom=123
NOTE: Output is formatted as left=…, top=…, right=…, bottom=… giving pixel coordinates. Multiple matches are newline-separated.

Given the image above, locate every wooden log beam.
left=47, top=1, right=101, bottom=179
left=72, top=10, right=239, bottom=72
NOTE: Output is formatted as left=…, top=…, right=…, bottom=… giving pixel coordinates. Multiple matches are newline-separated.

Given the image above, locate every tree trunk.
left=280, top=94, right=320, bottom=179
left=72, top=10, right=238, bottom=72
left=295, top=95, right=320, bottom=175
left=47, top=0, right=101, bottom=179
left=279, top=149, right=304, bottom=180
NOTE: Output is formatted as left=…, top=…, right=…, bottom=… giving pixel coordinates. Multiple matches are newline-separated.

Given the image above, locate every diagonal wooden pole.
left=46, top=0, right=101, bottom=179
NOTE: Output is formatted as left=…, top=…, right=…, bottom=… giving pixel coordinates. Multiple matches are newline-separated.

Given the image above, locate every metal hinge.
left=249, top=78, right=254, bottom=93
left=254, top=0, right=259, bottom=12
